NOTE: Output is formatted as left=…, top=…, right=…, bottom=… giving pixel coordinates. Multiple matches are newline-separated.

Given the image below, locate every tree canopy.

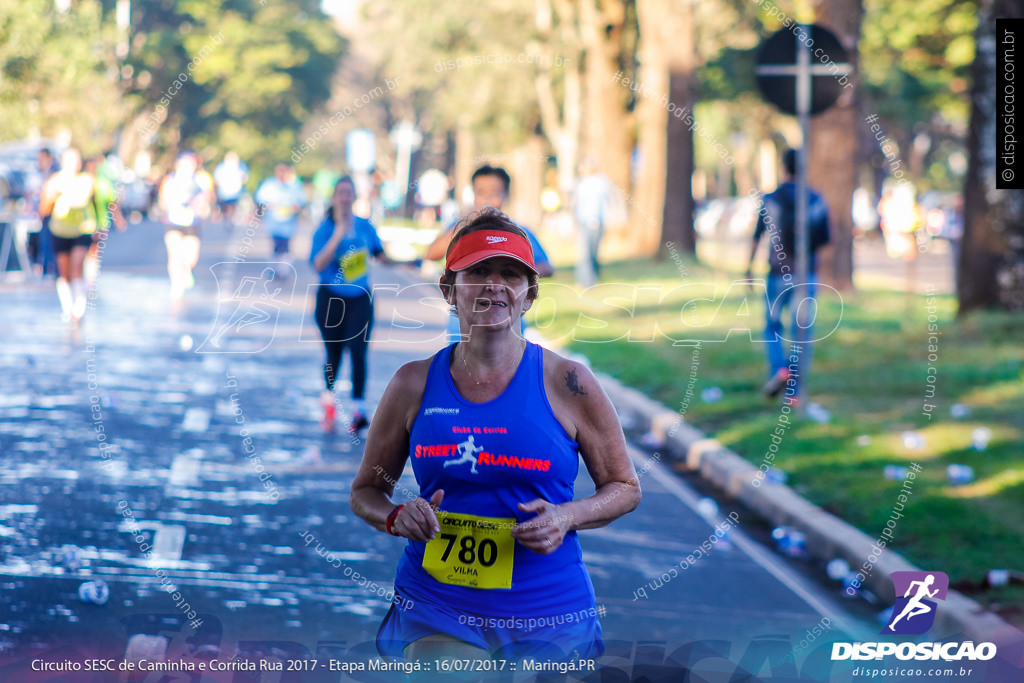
left=121, top=0, right=344, bottom=175
left=0, top=0, right=124, bottom=155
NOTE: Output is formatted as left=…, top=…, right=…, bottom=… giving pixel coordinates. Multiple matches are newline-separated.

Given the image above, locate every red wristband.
left=385, top=505, right=404, bottom=536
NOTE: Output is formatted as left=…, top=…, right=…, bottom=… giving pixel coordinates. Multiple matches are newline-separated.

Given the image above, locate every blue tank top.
left=394, top=342, right=598, bottom=618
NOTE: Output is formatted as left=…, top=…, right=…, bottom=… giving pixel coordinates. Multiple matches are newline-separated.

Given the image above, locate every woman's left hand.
left=511, top=499, right=573, bottom=555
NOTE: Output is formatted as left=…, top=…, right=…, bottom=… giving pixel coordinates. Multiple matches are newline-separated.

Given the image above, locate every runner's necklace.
left=460, top=350, right=484, bottom=386
left=459, top=346, right=521, bottom=386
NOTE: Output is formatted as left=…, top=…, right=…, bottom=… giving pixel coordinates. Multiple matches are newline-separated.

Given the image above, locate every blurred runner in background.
left=159, top=153, right=214, bottom=300
left=28, top=147, right=60, bottom=278
left=878, top=182, right=921, bottom=260
left=311, top=167, right=341, bottom=227
left=256, top=164, right=305, bottom=278
left=572, top=158, right=612, bottom=287
left=39, top=148, right=95, bottom=323
left=310, top=176, right=413, bottom=433
left=83, top=155, right=126, bottom=285
left=425, top=165, right=553, bottom=343
left=214, top=151, right=249, bottom=225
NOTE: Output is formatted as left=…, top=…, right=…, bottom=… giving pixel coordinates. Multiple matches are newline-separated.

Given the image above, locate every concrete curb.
left=594, top=371, right=1024, bottom=652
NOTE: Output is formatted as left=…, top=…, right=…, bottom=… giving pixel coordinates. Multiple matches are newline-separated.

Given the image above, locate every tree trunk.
left=633, top=0, right=670, bottom=257
left=580, top=0, right=633, bottom=193
left=661, top=69, right=696, bottom=255
left=511, top=136, right=547, bottom=228
left=809, top=0, right=863, bottom=291
left=535, top=0, right=583, bottom=202
left=454, top=125, right=475, bottom=208
left=959, top=0, right=1024, bottom=313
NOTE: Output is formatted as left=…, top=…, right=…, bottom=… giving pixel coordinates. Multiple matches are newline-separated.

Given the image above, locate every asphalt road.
left=0, top=218, right=986, bottom=682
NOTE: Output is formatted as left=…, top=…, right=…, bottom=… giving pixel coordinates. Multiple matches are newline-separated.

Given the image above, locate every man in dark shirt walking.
left=745, top=149, right=831, bottom=402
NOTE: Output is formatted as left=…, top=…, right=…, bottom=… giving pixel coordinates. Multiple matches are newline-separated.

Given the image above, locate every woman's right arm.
left=424, top=225, right=454, bottom=261
left=312, top=228, right=341, bottom=272
left=39, top=176, right=57, bottom=217
left=350, top=360, right=441, bottom=541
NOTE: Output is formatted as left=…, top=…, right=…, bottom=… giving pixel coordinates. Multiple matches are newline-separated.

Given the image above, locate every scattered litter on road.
left=697, top=497, right=719, bottom=520
left=806, top=403, right=831, bottom=423
left=182, top=407, right=211, bottom=432
left=298, top=446, right=322, bottom=466
left=946, top=464, right=975, bottom=485
left=842, top=571, right=862, bottom=597
left=826, top=558, right=850, bottom=580
left=884, top=465, right=909, bottom=481
left=901, top=431, right=926, bottom=450
left=640, top=431, right=664, bottom=448
left=988, top=569, right=1011, bottom=587
left=701, top=387, right=723, bottom=403
left=971, top=427, right=991, bottom=451
left=78, top=580, right=110, bottom=605
left=62, top=546, right=82, bottom=570
left=772, top=526, right=806, bottom=557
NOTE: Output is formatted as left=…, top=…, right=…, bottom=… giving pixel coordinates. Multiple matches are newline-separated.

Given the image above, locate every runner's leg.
left=55, top=247, right=73, bottom=320
left=316, top=287, right=345, bottom=429
left=165, top=229, right=183, bottom=298
left=69, top=243, right=89, bottom=321
left=346, top=293, right=373, bottom=402
left=341, top=292, right=373, bottom=429
left=182, top=233, right=200, bottom=289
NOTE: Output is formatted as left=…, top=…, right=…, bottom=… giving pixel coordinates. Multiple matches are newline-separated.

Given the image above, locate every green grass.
left=531, top=256, right=1024, bottom=622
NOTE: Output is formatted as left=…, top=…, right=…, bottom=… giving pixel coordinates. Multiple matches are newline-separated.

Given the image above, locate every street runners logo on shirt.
left=414, top=436, right=551, bottom=473
left=832, top=570, right=996, bottom=662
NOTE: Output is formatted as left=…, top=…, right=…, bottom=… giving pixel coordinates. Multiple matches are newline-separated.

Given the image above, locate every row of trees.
left=1, top=0, right=342, bottom=178
left=355, top=0, right=1019, bottom=311
left=2, top=0, right=1019, bottom=311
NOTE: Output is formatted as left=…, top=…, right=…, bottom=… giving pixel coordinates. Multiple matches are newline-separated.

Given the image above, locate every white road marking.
left=627, top=444, right=875, bottom=641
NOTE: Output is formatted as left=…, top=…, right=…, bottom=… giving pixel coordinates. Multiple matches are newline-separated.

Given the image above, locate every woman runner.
left=310, top=176, right=411, bottom=433
left=350, top=208, right=641, bottom=663
left=159, top=153, right=213, bottom=300
left=39, top=148, right=97, bottom=323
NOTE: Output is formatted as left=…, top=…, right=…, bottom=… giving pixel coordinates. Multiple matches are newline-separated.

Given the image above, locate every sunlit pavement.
left=0, top=220, right=901, bottom=680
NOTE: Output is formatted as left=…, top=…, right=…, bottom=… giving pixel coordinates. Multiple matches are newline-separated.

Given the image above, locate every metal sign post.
left=755, top=24, right=850, bottom=410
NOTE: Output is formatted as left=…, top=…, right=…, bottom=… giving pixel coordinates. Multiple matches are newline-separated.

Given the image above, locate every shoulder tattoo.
left=564, top=368, right=587, bottom=396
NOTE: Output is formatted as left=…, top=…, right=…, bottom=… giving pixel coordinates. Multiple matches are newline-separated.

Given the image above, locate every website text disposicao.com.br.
left=850, top=665, right=978, bottom=678
left=838, top=640, right=995, bottom=679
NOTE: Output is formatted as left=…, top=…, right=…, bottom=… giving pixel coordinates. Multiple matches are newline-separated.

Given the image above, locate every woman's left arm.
left=512, top=360, right=641, bottom=553
left=374, top=251, right=420, bottom=267
left=367, top=223, right=421, bottom=267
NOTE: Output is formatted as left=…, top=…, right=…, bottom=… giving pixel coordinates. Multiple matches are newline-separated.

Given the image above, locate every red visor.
left=445, top=230, right=538, bottom=274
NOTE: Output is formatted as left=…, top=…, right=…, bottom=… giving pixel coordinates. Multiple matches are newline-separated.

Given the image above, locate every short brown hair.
left=440, top=207, right=539, bottom=307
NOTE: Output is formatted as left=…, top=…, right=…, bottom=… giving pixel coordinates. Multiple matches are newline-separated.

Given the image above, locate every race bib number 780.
left=422, top=512, right=515, bottom=589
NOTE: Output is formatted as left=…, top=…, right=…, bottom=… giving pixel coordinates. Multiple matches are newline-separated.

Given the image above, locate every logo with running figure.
left=198, top=262, right=295, bottom=353
left=444, top=436, right=484, bottom=475
left=883, top=571, right=949, bottom=634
